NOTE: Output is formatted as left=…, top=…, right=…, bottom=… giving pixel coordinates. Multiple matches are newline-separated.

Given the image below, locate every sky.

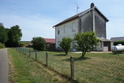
left=0, top=0, right=124, bottom=41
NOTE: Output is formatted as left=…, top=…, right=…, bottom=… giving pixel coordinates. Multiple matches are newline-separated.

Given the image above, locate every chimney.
left=90, top=3, right=95, bottom=8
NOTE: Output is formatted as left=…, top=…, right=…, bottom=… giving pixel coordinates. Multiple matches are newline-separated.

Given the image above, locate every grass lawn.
left=24, top=49, right=124, bottom=83
left=8, top=48, right=73, bottom=83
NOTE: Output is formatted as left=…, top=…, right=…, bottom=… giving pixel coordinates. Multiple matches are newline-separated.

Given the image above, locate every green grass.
left=21, top=49, right=124, bottom=83
left=8, top=48, right=72, bottom=83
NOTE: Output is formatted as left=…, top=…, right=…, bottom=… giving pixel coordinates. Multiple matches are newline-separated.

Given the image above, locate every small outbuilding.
left=44, top=38, right=55, bottom=50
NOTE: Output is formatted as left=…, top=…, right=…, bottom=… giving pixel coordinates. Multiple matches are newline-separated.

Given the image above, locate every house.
left=53, top=3, right=112, bottom=51
left=111, top=37, right=124, bottom=41
left=44, top=38, right=55, bottom=50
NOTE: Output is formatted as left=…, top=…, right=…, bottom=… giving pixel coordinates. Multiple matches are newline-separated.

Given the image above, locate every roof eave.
left=54, top=16, right=79, bottom=27
left=94, top=7, right=109, bottom=22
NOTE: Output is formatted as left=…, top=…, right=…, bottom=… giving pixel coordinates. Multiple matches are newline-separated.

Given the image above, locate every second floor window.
left=72, top=23, right=75, bottom=32
left=64, top=25, right=65, bottom=33
left=58, top=30, right=60, bottom=35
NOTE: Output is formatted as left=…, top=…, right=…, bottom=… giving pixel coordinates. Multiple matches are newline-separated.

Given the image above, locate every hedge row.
left=114, top=41, right=124, bottom=45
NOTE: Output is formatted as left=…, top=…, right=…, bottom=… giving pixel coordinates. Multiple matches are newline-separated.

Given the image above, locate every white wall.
left=55, top=18, right=79, bottom=49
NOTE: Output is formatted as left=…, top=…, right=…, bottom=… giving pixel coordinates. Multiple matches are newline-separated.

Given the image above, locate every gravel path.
left=0, top=48, right=8, bottom=83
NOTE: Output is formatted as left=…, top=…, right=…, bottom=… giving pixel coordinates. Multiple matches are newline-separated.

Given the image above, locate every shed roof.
left=54, top=4, right=109, bottom=27
left=111, top=37, right=124, bottom=41
left=44, top=38, right=55, bottom=44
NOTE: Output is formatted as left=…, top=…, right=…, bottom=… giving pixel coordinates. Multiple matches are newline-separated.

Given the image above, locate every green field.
left=10, top=48, right=124, bottom=83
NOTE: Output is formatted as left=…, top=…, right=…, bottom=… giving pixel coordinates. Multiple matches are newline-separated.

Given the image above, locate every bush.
left=31, top=37, right=46, bottom=51
left=74, top=32, right=99, bottom=57
left=60, top=37, right=72, bottom=55
left=0, top=42, right=5, bottom=48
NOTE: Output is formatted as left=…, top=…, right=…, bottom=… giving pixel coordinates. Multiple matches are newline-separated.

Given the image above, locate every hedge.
left=114, top=41, right=124, bottom=45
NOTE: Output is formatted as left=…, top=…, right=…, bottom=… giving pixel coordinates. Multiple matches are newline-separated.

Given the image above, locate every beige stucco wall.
left=55, top=18, right=79, bottom=48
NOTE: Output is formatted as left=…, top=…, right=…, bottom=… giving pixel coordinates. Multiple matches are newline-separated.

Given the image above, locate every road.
left=0, top=48, right=8, bottom=83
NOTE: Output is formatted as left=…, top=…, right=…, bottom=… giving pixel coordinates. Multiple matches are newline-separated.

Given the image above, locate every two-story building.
left=53, top=3, right=112, bottom=51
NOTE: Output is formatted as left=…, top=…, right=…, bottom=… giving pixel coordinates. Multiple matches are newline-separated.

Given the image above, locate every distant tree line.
left=0, top=24, right=22, bottom=48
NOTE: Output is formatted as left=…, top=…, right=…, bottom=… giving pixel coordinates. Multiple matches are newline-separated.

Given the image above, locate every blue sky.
left=0, top=0, right=124, bottom=41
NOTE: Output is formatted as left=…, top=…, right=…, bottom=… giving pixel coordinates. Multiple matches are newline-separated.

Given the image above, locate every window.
left=58, top=30, right=60, bottom=35
left=72, top=23, right=75, bottom=32
left=64, top=25, right=65, bottom=33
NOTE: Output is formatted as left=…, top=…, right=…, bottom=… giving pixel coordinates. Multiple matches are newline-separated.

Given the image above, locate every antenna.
left=73, top=1, right=79, bottom=14
left=76, top=3, right=79, bottom=14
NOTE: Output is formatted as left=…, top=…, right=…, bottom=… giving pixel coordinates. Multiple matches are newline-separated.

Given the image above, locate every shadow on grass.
left=74, top=57, right=91, bottom=61
left=54, top=54, right=66, bottom=56
left=63, top=56, right=90, bottom=61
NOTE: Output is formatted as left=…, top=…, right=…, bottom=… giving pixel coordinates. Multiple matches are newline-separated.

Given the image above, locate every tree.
left=74, top=32, right=99, bottom=57
left=31, top=37, right=46, bottom=51
left=60, top=37, right=72, bottom=55
left=0, top=25, right=8, bottom=43
left=5, top=25, right=22, bottom=47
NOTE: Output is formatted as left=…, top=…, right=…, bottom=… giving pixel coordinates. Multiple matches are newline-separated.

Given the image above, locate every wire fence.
left=15, top=47, right=124, bottom=83
left=15, top=47, right=75, bottom=81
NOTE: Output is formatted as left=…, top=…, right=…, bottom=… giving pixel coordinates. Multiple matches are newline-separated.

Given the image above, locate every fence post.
left=46, top=52, right=48, bottom=66
left=35, top=50, right=37, bottom=60
left=70, top=56, right=74, bottom=79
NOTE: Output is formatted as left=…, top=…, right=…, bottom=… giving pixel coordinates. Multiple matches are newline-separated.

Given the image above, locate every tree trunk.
left=82, top=51, right=86, bottom=58
left=65, top=51, right=68, bottom=55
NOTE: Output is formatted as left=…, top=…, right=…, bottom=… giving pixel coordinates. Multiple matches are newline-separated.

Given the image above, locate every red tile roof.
left=44, top=38, right=55, bottom=44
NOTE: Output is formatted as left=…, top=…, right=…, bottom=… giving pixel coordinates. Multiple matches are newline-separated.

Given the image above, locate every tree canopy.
left=0, top=25, right=8, bottom=43
left=74, top=32, right=99, bottom=57
left=31, top=37, right=46, bottom=51
left=5, top=25, right=22, bottom=47
left=60, top=37, right=72, bottom=55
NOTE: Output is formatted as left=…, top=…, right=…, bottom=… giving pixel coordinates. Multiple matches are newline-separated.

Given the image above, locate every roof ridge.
left=54, top=6, right=108, bottom=27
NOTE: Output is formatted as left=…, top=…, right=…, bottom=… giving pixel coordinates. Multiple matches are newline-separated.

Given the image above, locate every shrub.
left=31, top=37, right=46, bottom=51
left=0, top=42, right=5, bottom=48
left=74, top=32, right=99, bottom=57
left=60, top=37, right=72, bottom=55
